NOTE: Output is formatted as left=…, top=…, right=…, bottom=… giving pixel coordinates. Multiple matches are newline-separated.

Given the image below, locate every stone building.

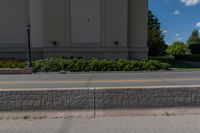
left=0, top=0, right=148, bottom=59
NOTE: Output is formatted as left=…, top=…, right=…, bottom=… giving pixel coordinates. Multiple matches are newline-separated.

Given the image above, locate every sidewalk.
left=1, top=115, right=200, bottom=133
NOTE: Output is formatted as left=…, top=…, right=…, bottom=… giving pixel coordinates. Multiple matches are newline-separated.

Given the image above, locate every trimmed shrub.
left=0, top=57, right=170, bottom=71
left=32, top=57, right=170, bottom=72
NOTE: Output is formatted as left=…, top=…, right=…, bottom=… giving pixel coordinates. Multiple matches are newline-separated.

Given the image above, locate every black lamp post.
left=25, top=0, right=32, bottom=68
left=26, top=24, right=32, bottom=68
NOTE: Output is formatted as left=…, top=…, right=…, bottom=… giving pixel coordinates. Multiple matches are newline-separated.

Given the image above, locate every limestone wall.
left=0, top=0, right=26, bottom=47
left=128, top=0, right=149, bottom=59
left=0, top=0, right=148, bottom=59
left=0, top=86, right=199, bottom=111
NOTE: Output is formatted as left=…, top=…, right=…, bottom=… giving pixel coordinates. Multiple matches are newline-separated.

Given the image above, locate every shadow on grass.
left=150, top=56, right=200, bottom=69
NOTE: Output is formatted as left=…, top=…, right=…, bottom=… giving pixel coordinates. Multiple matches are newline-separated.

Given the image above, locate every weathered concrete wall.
left=0, top=48, right=43, bottom=60
left=0, top=0, right=26, bottom=47
left=41, top=0, right=130, bottom=59
left=0, top=86, right=200, bottom=111
left=0, top=0, right=45, bottom=48
left=128, top=0, right=148, bottom=59
left=0, top=88, right=94, bottom=111
left=95, top=87, right=199, bottom=109
left=70, top=0, right=101, bottom=43
left=43, top=0, right=67, bottom=47
left=0, top=0, right=148, bottom=59
left=29, top=0, right=45, bottom=47
left=105, top=0, right=128, bottom=47
left=0, top=0, right=44, bottom=59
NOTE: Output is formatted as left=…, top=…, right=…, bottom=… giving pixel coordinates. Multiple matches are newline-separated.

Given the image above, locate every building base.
left=0, top=47, right=148, bottom=60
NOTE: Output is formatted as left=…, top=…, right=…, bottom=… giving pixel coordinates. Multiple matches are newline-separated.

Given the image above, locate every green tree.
left=148, top=10, right=167, bottom=56
left=187, top=29, right=200, bottom=46
left=187, top=29, right=200, bottom=54
left=166, top=41, right=189, bottom=56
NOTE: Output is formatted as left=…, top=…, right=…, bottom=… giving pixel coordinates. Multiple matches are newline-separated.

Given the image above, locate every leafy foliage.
left=0, top=57, right=170, bottom=71
left=166, top=41, right=189, bottom=56
left=188, top=43, right=200, bottom=54
left=187, top=29, right=200, bottom=54
left=32, top=57, right=170, bottom=72
left=148, top=10, right=167, bottom=56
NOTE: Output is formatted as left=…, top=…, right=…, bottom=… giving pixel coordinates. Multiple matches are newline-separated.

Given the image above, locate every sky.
left=149, top=0, right=200, bottom=45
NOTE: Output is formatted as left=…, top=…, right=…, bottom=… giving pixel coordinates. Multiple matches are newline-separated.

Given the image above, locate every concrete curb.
left=2, top=107, right=200, bottom=119
left=0, top=68, right=32, bottom=75
left=1, top=85, right=200, bottom=111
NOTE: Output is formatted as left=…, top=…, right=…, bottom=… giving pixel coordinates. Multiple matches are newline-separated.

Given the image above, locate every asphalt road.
left=1, top=115, right=200, bottom=133
left=0, top=71, right=200, bottom=89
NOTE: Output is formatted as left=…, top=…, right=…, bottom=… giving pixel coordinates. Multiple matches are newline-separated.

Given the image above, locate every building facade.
left=0, top=0, right=148, bottom=59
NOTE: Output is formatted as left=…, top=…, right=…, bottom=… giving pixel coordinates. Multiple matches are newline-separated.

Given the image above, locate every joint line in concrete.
left=94, top=87, right=96, bottom=117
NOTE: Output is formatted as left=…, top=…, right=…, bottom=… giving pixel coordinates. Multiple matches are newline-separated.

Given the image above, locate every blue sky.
left=149, top=0, right=200, bottom=45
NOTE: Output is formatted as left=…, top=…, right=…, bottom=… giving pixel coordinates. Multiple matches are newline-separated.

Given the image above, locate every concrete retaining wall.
left=0, top=86, right=200, bottom=111
left=0, top=88, right=94, bottom=111
left=96, top=87, right=199, bottom=109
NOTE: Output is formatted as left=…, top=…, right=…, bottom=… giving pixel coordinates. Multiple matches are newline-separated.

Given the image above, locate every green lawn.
left=150, top=57, right=200, bottom=69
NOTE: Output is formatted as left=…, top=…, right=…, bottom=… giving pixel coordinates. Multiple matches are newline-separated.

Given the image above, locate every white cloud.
left=162, top=29, right=168, bottom=33
left=181, top=0, right=200, bottom=6
left=196, top=22, right=200, bottom=28
left=173, top=10, right=181, bottom=15
left=174, top=33, right=183, bottom=41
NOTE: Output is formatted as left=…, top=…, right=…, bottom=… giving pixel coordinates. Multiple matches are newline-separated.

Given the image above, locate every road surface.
left=0, top=71, right=200, bottom=89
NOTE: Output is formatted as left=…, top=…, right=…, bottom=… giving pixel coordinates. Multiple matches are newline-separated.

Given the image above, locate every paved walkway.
left=0, top=71, right=200, bottom=89
left=1, top=115, right=200, bottom=133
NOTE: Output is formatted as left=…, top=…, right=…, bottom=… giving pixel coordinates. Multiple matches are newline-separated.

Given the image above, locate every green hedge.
left=32, top=57, right=170, bottom=72
left=175, top=54, right=200, bottom=62
left=0, top=57, right=170, bottom=71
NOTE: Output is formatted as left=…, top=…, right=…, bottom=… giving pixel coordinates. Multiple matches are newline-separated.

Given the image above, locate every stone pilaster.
left=128, top=0, right=148, bottom=59
left=29, top=0, right=45, bottom=47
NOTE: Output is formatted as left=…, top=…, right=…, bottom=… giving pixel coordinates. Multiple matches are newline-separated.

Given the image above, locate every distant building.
left=0, top=0, right=148, bottom=59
